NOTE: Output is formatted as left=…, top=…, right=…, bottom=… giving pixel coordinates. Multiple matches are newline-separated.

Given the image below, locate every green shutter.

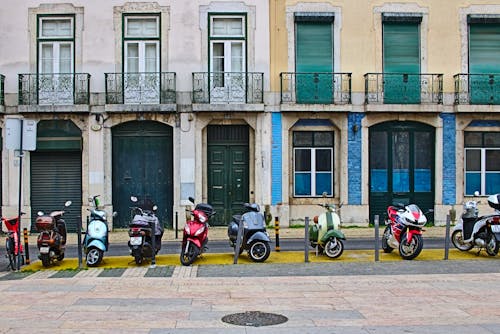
left=383, top=22, right=421, bottom=103
left=295, top=22, right=333, bottom=103
left=469, top=23, right=500, bottom=104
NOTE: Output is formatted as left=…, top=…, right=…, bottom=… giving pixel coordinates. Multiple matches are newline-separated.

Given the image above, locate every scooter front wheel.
left=324, top=238, right=344, bottom=259
left=180, top=242, right=199, bottom=266
left=86, top=247, right=103, bottom=267
left=399, top=233, right=423, bottom=260
left=451, top=230, right=474, bottom=251
left=248, top=240, right=271, bottom=262
left=6, top=238, right=15, bottom=271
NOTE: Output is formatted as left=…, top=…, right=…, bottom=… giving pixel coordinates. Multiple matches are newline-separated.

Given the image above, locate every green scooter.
left=309, top=202, right=345, bottom=258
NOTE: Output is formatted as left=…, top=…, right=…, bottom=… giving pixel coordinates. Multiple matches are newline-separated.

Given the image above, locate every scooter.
left=128, top=196, right=163, bottom=265
left=180, top=197, right=215, bottom=266
left=308, top=202, right=345, bottom=259
left=451, top=193, right=500, bottom=256
left=83, top=195, right=110, bottom=267
left=2, top=212, right=25, bottom=270
left=36, top=201, right=71, bottom=267
left=382, top=202, right=431, bottom=260
left=227, top=202, right=271, bottom=262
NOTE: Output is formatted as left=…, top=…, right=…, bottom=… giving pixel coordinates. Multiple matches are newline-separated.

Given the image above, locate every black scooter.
left=127, top=196, right=163, bottom=265
left=227, top=203, right=271, bottom=262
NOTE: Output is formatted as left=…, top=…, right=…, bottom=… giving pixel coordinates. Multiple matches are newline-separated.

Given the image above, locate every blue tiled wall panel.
left=272, top=112, right=282, bottom=205
left=348, top=113, right=365, bottom=204
left=440, top=113, right=456, bottom=204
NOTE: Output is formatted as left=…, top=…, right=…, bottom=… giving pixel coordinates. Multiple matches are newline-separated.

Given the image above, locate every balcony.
left=18, top=73, right=91, bottom=108
left=454, top=73, right=500, bottom=106
left=105, top=72, right=176, bottom=108
left=364, top=73, right=443, bottom=108
left=280, top=72, right=351, bottom=106
left=0, top=74, right=4, bottom=106
left=192, top=72, right=263, bottom=108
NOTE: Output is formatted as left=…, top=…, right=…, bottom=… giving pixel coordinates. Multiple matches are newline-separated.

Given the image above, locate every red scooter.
left=180, top=197, right=215, bottom=266
left=2, top=212, right=25, bottom=270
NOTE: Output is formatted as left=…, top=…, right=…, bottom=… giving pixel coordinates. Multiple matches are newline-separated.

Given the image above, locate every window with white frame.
left=38, top=16, right=74, bottom=74
left=465, top=132, right=500, bottom=195
left=293, top=131, right=334, bottom=197
left=209, top=14, right=246, bottom=87
left=124, top=16, right=159, bottom=73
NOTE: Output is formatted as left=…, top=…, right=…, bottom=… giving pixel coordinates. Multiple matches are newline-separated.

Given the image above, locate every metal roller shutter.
left=30, top=151, right=82, bottom=232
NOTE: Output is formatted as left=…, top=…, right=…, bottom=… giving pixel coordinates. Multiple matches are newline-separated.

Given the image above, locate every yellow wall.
left=270, top=0, right=500, bottom=93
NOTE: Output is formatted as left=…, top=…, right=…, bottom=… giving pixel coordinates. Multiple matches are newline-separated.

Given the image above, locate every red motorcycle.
left=2, top=212, right=25, bottom=270
left=180, top=197, right=215, bottom=266
left=381, top=203, right=432, bottom=260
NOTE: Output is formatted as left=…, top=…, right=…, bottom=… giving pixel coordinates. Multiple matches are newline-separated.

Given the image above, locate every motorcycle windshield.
left=242, top=212, right=265, bottom=230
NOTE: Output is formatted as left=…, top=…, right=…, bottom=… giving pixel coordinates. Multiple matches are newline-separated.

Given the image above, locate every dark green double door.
left=207, top=125, right=249, bottom=226
left=369, top=122, right=434, bottom=223
left=112, top=121, right=173, bottom=228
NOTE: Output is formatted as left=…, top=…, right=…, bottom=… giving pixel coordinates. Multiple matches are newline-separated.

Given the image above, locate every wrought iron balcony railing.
left=280, top=72, right=351, bottom=105
left=192, top=72, right=263, bottom=104
left=105, top=72, right=176, bottom=104
left=454, top=73, right=500, bottom=105
left=364, top=73, right=443, bottom=104
left=0, top=74, right=4, bottom=106
left=18, top=73, right=90, bottom=105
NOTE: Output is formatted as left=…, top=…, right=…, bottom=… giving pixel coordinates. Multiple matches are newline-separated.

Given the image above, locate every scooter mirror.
left=88, top=197, right=93, bottom=203
left=153, top=205, right=158, bottom=211
left=131, top=196, right=138, bottom=202
left=112, top=211, right=118, bottom=218
left=37, top=211, right=44, bottom=216
left=65, top=201, right=72, bottom=207
left=474, top=191, right=480, bottom=196
left=188, top=197, right=195, bottom=204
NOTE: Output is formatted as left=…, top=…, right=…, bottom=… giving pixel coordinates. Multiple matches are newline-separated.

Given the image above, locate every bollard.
left=175, top=211, right=178, bottom=239
left=150, top=220, right=156, bottom=268
left=77, top=216, right=84, bottom=269
left=233, top=216, right=244, bottom=264
left=23, top=228, right=30, bottom=264
left=374, top=215, right=379, bottom=262
left=444, top=214, right=451, bottom=260
left=304, top=216, right=309, bottom=263
left=274, top=217, right=280, bottom=252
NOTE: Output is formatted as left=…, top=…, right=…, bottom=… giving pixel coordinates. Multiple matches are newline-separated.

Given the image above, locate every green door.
left=469, top=23, right=500, bottom=104
left=207, top=125, right=249, bottom=226
left=295, top=20, right=333, bottom=103
left=383, top=22, right=421, bottom=103
left=369, top=122, right=434, bottom=223
left=112, top=121, right=173, bottom=228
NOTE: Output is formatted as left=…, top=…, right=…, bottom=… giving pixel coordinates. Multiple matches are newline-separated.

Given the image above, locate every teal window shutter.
left=383, top=21, right=420, bottom=103
left=295, top=19, right=333, bottom=103
left=469, top=22, right=500, bottom=104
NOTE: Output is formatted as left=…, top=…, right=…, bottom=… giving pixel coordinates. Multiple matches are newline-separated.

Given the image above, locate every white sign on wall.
left=5, top=118, right=37, bottom=151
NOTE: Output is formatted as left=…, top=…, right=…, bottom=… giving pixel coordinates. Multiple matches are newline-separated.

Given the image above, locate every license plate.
left=491, top=225, right=500, bottom=233
left=39, top=246, right=49, bottom=254
left=130, top=237, right=143, bottom=246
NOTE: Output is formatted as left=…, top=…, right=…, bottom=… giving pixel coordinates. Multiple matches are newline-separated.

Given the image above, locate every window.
left=209, top=15, right=246, bottom=87
left=123, top=15, right=160, bottom=104
left=38, top=17, right=74, bottom=74
left=465, top=132, right=500, bottom=195
left=293, top=131, right=334, bottom=197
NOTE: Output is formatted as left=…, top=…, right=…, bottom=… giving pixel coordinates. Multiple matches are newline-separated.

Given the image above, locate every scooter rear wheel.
left=248, top=240, right=271, bottom=262
left=486, top=233, right=499, bottom=256
left=180, top=242, right=199, bottom=266
left=40, top=253, right=51, bottom=267
left=86, top=247, right=103, bottom=267
left=381, top=226, right=394, bottom=253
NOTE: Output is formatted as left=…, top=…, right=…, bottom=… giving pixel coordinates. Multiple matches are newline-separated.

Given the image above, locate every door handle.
left=213, top=186, right=223, bottom=189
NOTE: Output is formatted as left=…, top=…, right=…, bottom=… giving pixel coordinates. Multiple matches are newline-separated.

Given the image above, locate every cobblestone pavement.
left=0, top=260, right=499, bottom=333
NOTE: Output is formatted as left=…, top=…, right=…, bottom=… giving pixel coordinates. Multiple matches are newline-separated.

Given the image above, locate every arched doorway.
left=112, top=121, right=173, bottom=228
left=30, top=120, right=82, bottom=232
left=369, top=121, right=435, bottom=223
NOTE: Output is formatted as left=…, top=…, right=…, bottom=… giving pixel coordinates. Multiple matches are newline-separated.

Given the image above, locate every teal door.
left=383, top=22, right=421, bottom=103
left=369, top=122, right=434, bottom=223
left=112, top=121, right=173, bottom=228
left=295, top=20, right=333, bottom=103
left=207, top=125, right=249, bottom=226
left=469, top=23, right=500, bottom=104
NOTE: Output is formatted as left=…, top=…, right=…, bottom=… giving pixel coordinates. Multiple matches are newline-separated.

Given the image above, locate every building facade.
left=0, top=0, right=499, bottom=232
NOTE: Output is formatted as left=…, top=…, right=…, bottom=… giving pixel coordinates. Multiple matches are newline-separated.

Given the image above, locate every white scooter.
left=451, top=193, right=500, bottom=256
